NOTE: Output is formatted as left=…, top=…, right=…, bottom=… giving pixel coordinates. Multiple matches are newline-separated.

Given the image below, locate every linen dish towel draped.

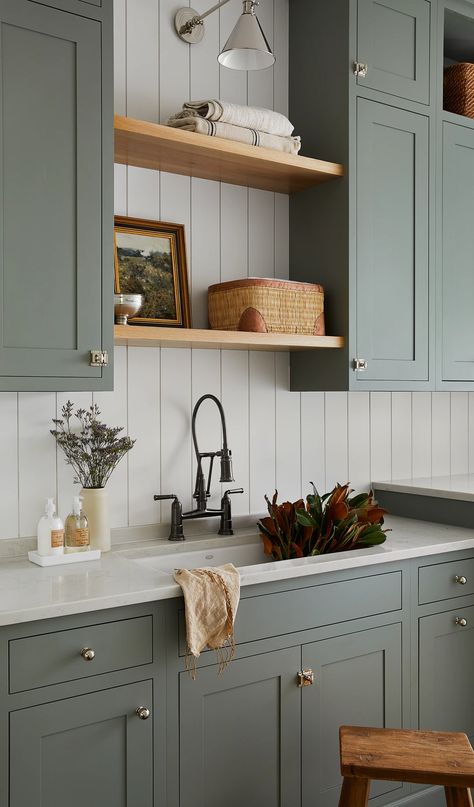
left=174, top=563, right=240, bottom=679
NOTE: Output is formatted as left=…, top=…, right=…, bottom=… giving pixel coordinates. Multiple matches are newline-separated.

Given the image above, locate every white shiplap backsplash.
left=0, top=0, right=471, bottom=541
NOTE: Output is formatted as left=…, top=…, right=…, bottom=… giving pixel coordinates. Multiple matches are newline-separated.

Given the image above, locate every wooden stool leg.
left=444, top=787, right=474, bottom=807
left=338, top=777, right=371, bottom=807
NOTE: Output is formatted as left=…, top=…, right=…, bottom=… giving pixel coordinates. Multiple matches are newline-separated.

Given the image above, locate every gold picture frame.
left=114, top=216, right=191, bottom=327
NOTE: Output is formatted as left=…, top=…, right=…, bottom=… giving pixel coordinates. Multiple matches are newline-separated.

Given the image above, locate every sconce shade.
left=218, top=9, right=275, bottom=70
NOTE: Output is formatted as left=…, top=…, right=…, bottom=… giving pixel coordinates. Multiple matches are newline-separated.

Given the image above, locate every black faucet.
left=154, top=394, right=243, bottom=541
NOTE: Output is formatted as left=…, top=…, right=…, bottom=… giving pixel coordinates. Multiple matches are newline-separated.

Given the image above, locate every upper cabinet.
left=29, top=0, right=104, bottom=16
left=289, top=0, right=434, bottom=391
left=355, top=100, right=430, bottom=384
left=440, top=124, right=474, bottom=384
left=356, top=0, right=431, bottom=104
left=0, top=0, right=113, bottom=391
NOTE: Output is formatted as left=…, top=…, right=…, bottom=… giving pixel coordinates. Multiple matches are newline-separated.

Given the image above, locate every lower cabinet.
left=179, top=624, right=404, bottom=807
left=3, top=552, right=474, bottom=807
left=10, top=680, right=154, bottom=807
left=301, top=624, right=403, bottom=807
left=419, top=605, right=474, bottom=738
left=179, top=647, right=301, bottom=807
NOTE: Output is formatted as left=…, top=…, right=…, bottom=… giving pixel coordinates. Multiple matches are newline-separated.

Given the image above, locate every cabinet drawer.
left=179, top=571, right=402, bottom=655
left=418, top=557, right=474, bottom=605
left=9, top=615, right=153, bottom=693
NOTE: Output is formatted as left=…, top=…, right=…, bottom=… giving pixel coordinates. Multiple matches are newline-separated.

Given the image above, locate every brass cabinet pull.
left=455, top=617, right=467, bottom=627
left=455, top=575, right=468, bottom=585
left=80, top=647, right=95, bottom=661
left=297, top=669, right=314, bottom=687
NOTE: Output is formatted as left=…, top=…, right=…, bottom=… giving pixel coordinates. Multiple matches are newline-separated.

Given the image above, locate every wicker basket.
left=208, top=277, right=325, bottom=335
left=444, top=63, right=474, bottom=118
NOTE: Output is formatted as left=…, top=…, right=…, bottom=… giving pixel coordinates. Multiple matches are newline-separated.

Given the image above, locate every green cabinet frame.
left=301, top=623, right=404, bottom=806
left=355, top=100, right=430, bottom=383
left=10, top=681, right=153, bottom=807
left=357, top=0, right=431, bottom=104
left=0, top=0, right=113, bottom=391
left=179, top=647, right=301, bottom=807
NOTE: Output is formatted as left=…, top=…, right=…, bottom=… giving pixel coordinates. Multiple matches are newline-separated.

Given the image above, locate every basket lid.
left=208, top=277, right=324, bottom=293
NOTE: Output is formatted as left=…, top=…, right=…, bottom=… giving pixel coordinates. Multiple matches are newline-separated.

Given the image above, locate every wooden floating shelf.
left=114, top=115, right=344, bottom=194
left=114, top=325, right=344, bottom=352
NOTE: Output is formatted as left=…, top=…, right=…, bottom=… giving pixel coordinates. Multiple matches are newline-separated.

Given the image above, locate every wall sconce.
left=174, top=0, right=275, bottom=70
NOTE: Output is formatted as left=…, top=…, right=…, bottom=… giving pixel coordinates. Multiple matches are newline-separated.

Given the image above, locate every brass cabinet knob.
left=136, top=706, right=151, bottom=720
left=455, top=617, right=468, bottom=627
left=455, top=575, right=468, bottom=585
left=297, top=669, right=314, bottom=687
left=80, top=647, right=95, bottom=661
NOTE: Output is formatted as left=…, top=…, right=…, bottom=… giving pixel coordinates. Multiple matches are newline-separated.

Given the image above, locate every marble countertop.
left=0, top=515, right=473, bottom=627
left=373, top=474, right=474, bottom=502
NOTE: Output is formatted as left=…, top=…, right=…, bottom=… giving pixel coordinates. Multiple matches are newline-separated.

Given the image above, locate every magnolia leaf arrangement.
left=258, top=483, right=389, bottom=561
left=51, top=401, right=135, bottom=489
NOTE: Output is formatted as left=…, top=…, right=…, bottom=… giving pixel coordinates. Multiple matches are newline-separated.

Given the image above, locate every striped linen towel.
left=170, top=99, right=295, bottom=137
left=167, top=115, right=301, bottom=155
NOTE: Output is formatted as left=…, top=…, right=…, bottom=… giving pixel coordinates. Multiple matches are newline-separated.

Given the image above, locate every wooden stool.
left=339, top=726, right=474, bottom=807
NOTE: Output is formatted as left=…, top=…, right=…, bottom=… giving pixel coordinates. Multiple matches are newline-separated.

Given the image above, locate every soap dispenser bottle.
left=65, top=496, right=90, bottom=553
left=37, top=499, right=64, bottom=556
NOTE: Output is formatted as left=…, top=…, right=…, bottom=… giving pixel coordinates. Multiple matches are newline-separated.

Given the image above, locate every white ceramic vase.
left=80, top=487, right=111, bottom=552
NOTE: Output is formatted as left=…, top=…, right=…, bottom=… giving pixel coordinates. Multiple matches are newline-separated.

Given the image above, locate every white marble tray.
left=28, top=549, right=101, bottom=567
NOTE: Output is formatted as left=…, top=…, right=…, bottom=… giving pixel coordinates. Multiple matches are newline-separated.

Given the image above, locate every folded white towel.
left=167, top=115, right=301, bottom=155
left=170, top=99, right=294, bottom=137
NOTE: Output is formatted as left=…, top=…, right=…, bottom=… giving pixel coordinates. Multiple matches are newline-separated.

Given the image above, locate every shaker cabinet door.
left=0, top=0, right=112, bottom=390
left=354, top=99, right=430, bottom=385
left=10, top=681, right=154, bottom=807
left=179, top=647, right=301, bottom=807
left=440, top=123, right=474, bottom=383
left=357, top=0, right=430, bottom=104
left=419, top=606, right=474, bottom=740
left=301, top=623, right=404, bottom=807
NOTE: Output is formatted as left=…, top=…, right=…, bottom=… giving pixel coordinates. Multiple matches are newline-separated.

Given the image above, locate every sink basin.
left=125, top=538, right=270, bottom=578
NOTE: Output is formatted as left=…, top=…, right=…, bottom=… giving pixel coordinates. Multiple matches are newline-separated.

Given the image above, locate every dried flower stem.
left=51, top=401, right=135, bottom=489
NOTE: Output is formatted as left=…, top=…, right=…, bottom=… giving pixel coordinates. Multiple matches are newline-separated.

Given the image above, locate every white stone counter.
left=373, top=474, right=474, bottom=502
left=0, top=515, right=473, bottom=626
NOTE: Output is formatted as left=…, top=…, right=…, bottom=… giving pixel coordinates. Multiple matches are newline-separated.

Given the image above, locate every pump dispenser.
left=37, top=499, right=64, bottom=556
left=65, top=496, right=90, bottom=553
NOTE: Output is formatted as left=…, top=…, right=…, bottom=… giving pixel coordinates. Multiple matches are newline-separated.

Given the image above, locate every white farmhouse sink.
left=124, top=537, right=271, bottom=578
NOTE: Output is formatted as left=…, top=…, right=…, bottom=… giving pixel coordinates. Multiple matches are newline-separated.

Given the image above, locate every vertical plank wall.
left=0, top=0, right=472, bottom=540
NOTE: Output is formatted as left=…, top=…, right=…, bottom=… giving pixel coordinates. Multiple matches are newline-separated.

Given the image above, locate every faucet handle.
left=218, top=489, right=244, bottom=536
left=153, top=494, right=185, bottom=541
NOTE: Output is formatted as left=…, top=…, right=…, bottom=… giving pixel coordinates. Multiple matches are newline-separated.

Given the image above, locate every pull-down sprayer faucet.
left=154, top=394, right=243, bottom=541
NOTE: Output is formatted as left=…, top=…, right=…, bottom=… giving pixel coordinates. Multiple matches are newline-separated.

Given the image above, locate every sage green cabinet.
left=355, top=100, right=430, bottom=384
left=301, top=623, right=404, bottom=807
left=179, top=647, right=301, bottom=807
left=357, top=0, right=431, bottom=104
left=30, top=0, right=103, bottom=14
left=0, top=0, right=113, bottom=391
left=419, top=605, right=474, bottom=738
left=10, top=680, right=153, bottom=807
left=289, top=0, right=434, bottom=391
left=439, top=122, right=474, bottom=383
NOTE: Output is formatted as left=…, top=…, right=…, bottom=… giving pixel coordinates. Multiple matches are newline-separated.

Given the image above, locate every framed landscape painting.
left=114, top=216, right=191, bottom=327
